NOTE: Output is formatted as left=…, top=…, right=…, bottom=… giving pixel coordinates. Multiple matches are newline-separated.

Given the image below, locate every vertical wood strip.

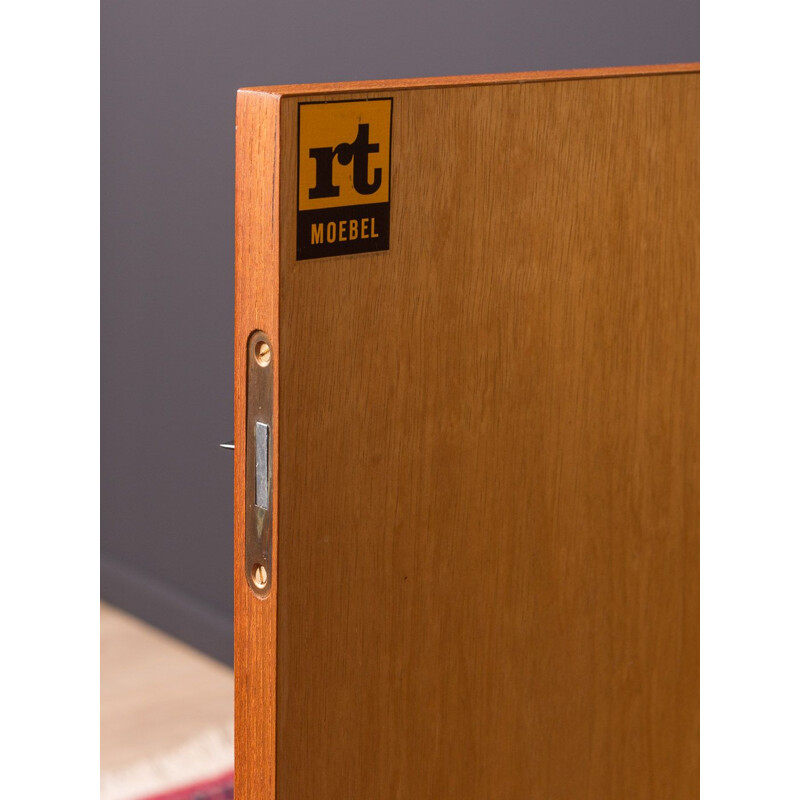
left=234, top=89, right=281, bottom=800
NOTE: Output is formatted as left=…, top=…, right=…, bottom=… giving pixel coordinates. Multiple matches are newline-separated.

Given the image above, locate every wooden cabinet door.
left=234, top=63, right=699, bottom=800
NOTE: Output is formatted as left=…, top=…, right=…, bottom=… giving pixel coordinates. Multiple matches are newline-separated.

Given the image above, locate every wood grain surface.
left=235, top=64, right=699, bottom=800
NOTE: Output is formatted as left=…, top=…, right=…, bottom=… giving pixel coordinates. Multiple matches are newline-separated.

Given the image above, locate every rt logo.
left=308, top=123, right=382, bottom=199
left=296, top=98, right=392, bottom=260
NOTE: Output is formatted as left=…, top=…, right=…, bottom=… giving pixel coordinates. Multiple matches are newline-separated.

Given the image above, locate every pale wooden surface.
left=235, top=65, right=699, bottom=800
left=100, top=602, right=233, bottom=773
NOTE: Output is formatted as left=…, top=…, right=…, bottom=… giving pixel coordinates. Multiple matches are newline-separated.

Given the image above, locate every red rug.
left=140, top=770, right=233, bottom=800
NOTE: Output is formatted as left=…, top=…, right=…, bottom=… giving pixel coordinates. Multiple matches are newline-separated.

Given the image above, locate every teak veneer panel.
left=235, top=64, right=699, bottom=800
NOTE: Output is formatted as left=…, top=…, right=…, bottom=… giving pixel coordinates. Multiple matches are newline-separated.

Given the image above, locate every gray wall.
left=101, top=0, right=699, bottom=665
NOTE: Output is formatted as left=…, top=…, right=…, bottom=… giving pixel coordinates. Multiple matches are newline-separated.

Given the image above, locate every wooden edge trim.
left=238, top=62, right=699, bottom=99
left=234, top=89, right=281, bottom=800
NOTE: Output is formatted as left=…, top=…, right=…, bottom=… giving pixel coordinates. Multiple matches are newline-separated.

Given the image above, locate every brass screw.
left=255, top=340, right=272, bottom=367
left=252, top=563, right=268, bottom=588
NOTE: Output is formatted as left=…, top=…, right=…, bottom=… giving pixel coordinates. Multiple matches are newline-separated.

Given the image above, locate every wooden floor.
left=100, top=602, right=233, bottom=797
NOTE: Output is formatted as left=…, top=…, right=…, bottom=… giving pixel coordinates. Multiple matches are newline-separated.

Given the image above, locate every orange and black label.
left=296, top=98, right=392, bottom=260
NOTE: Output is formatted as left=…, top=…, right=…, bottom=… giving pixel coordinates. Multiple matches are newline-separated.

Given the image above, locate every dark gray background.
left=101, top=0, right=699, bottom=665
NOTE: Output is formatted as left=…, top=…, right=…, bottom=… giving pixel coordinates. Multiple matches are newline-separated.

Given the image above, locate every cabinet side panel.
left=234, top=90, right=281, bottom=800
left=277, top=71, right=699, bottom=799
